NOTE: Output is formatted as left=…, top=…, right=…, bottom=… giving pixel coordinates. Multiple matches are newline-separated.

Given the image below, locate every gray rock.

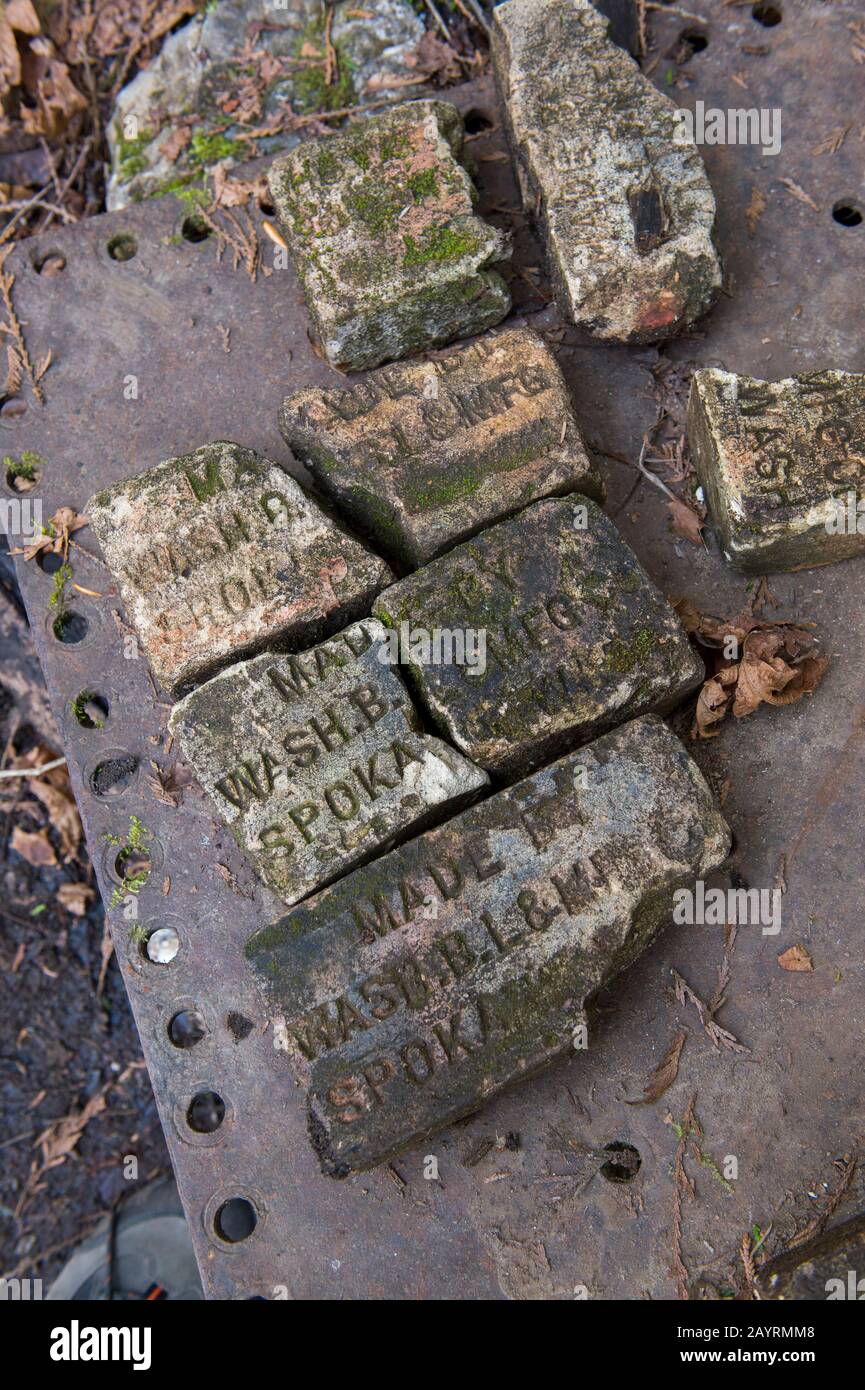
left=106, top=0, right=424, bottom=210
left=245, top=714, right=731, bottom=1175
left=169, top=618, right=488, bottom=907
left=86, top=442, right=392, bottom=695
left=491, top=0, right=721, bottom=344
left=280, top=326, right=604, bottom=568
left=268, top=99, right=512, bottom=370
left=372, top=495, right=703, bottom=777
left=756, top=1214, right=865, bottom=1300
left=689, top=367, right=865, bottom=573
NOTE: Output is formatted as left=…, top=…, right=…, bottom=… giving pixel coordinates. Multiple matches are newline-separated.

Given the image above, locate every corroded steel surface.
left=6, top=4, right=865, bottom=1298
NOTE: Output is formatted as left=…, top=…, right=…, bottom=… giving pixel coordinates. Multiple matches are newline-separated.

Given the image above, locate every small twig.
left=0, top=756, right=67, bottom=780
left=672, top=1093, right=697, bottom=1300
left=644, top=2, right=707, bottom=20
left=424, top=0, right=452, bottom=42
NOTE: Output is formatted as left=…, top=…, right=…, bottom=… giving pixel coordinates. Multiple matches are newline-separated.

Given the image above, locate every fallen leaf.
left=627, top=1030, right=687, bottom=1105
left=161, top=124, right=191, bottom=163
left=56, top=882, right=95, bottom=916
left=27, top=777, right=81, bottom=861
left=668, top=494, right=705, bottom=545
left=36, top=1090, right=106, bottom=1168
left=11, top=826, right=57, bottom=867
left=778, top=944, right=813, bottom=972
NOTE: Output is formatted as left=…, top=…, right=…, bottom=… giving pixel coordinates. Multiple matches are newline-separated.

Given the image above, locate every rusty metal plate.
left=5, top=3, right=865, bottom=1299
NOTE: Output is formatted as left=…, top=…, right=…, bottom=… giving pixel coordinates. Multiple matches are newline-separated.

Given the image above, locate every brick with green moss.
left=280, top=327, right=603, bottom=568
left=244, top=714, right=730, bottom=1176
left=267, top=99, right=511, bottom=370
left=371, top=495, right=703, bottom=777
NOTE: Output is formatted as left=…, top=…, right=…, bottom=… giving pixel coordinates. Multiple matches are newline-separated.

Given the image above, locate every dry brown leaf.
left=27, top=777, right=81, bottom=861
left=20, top=57, right=87, bottom=141
left=6, top=0, right=41, bottom=35
left=627, top=1030, right=686, bottom=1105
left=161, top=124, right=191, bottom=163
left=36, top=1090, right=106, bottom=1168
left=778, top=944, right=813, bottom=972
left=56, top=882, right=95, bottom=916
left=11, top=825, right=57, bottom=867
left=668, top=494, right=705, bottom=545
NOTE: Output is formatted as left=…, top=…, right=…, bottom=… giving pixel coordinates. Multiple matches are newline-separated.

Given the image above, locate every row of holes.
left=22, top=555, right=260, bottom=1246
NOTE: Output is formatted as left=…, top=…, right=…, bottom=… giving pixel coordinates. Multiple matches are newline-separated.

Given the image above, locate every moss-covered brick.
left=85, top=442, right=392, bottom=696
left=170, top=618, right=487, bottom=906
left=491, top=0, right=721, bottom=344
left=267, top=99, right=511, bottom=370
left=372, top=495, right=703, bottom=777
left=245, top=714, right=730, bottom=1176
left=689, top=367, right=865, bottom=573
left=281, top=327, right=604, bottom=568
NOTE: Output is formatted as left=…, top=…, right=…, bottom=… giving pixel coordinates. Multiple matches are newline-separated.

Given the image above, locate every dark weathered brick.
left=280, top=327, right=603, bottom=568
left=372, top=496, right=703, bottom=777
left=491, top=0, right=721, bottom=343
left=246, top=715, right=730, bottom=1175
left=86, top=442, right=392, bottom=695
left=170, top=618, right=488, bottom=906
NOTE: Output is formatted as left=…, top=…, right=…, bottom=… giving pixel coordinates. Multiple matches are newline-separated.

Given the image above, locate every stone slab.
left=246, top=715, right=731, bottom=1176
left=688, top=367, right=865, bottom=574
left=372, top=495, right=703, bottom=777
left=268, top=99, right=511, bottom=370
left=491, top=0, right=721, bottom=344
left=86, top=442, right=392, bottom=696
left=169, top=618, right=488, bottom=906
left=107, top=0, right=424, bottom=210
left=279, top=326, right=604, bottom=568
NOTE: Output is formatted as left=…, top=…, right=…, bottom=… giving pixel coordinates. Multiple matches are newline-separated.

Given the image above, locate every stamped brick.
left=372, top=496, right=703, bottom=777
left=86, top=441, right=392, bottom=695
left=491, top=0, right=721, bottom=343
left=245, top=715, right=731, bottom=1175
left=170, top=619, right=488, bottom=907
left=280, top=327, right=604, bottom=568
left=267, top=99, right=511, bottom=371
left=689, top=367, right=865, bottom=573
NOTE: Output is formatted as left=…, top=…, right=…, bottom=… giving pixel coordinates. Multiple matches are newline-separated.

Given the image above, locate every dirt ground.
left=0, top=541, right=170, bottom=1286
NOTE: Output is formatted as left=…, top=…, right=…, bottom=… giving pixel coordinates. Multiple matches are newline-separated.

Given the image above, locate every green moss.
left=347, top=183, right=402, bottom=235
left=606, top=627, right=656, bottom=673
left=404, top=470, right=482, bottom=510
left=115, top=125, right=155, bottom=184
left=408, top=169, right=438, bottom=201
left=292, top=17, right=355, bottom=115
left=189, top=130, right=242, bottom=166
left=403, top=224, right=480, bottom=267
left=4, top=450, right=44, bottom=483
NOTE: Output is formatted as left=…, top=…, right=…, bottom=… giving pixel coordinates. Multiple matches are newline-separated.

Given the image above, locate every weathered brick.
left=689, top=367, right=865, bottom=573
left=86, top=442, right=392, bottom=695
left=170, top=618, right=488, bottom=906
left=246, top=715, right=730, bottom=1176
left=491, top=0, right=721, bottom=343
left=372, top=496, right=703, bottom=777
left=280, top=327, right=603, bottom=568
left=267, top=99, right=511, bottom=370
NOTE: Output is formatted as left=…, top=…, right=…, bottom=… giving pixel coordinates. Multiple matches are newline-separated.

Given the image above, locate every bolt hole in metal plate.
left=7, top=11, right=865, bottom=1298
